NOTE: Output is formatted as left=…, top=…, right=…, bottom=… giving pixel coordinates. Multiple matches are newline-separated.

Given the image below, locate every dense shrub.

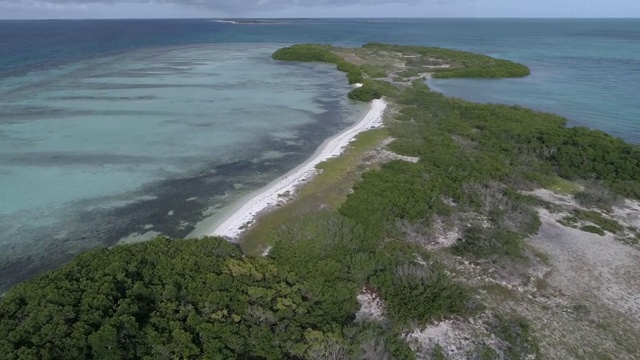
left=347, top=80, right=398, bottom=102
left=0, top=239, right=306, bottom=358
left=580, top=225, right=606, bottom=236
left=273, top=44, right=363, bottom=84
left=0, top=236, right=419, bottom=359
left=375, top=261, right=471, bottom=325
left=348, top=85, right=383, bottom=102
left=272, top=44, right=341, bottom=63
left=453, top=225, right=524, bottom=258
left=362, top=42, right=531, bottom=78
left=270, top=213, right=472, bottom=326
left=340, top=79, right=639, bottom=260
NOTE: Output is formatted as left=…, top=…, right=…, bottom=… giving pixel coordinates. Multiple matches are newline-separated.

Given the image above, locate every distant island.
left=2, top=43, right=639, bottom=359
left=212, top=19, right=291, bottom=25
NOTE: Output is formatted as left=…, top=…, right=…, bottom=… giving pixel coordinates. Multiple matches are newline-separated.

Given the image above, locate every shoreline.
left=208, top=98, right=387, bottom=240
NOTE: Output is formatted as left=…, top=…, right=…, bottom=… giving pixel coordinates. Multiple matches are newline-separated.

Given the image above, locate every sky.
left=0, top=0, right=639, bottom=19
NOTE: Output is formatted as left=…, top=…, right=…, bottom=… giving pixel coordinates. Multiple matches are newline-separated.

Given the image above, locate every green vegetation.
left=0, top=237, right=416, bottom=359
left=348, top=79, right=399, bottom=102
left=490, top=316, right=540, bottom=359
left=273, top=44, right=639, bottom=260
left=396, top=69, right=422, bottom=79
left=0, top=213, right=471, bottom=359
left=559, top=209, right=623, bottom=234
left=580, top=225, right=606, bottom=236
left=472, top=345, right=499, bottom=360
left=241, top=128, right=389, bottom=255
left=557, top=216, right=575, bottom=228
left=626, top=227, right=640, bottom=245
left=360, top=64, right=388, bottom=78
left=433, top=344, right=447, bottom=360
left=272, top=44, right=363, bottom=84
left=619, top=235, right=640, bottom=247
left=269, top=213, right=472, bottom=327
left=3, top=43, right=640, bottom=358
left=362, top=42, right=531, bottom=78
left=574, top=182, right=621, bottom=210
left=548, top=176, right=583, bottom=195
left=273, top=44, right=400, bottom=101
left=337, top=79, right=638, bottom=260
left=577, top=210, right=623, bottom=233
left=453, top=225, right=527, bottom=259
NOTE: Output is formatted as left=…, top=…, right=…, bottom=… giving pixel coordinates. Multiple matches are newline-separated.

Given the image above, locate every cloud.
left=2, top=0, right=449, bottom=11
left=1, top=0, right=477, bottom=19
left=198, top=0, right=423, bottom=11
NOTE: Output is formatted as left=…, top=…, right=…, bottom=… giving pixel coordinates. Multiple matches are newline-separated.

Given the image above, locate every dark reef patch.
left=0, top=85, right=358, bottom=293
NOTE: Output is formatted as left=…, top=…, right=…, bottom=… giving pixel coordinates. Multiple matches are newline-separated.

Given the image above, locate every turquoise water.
left=0, top=42, right=367, bottom=290
left=1, top=19, right=639, bottom=291
left=426, top=19, right=640, bottom=141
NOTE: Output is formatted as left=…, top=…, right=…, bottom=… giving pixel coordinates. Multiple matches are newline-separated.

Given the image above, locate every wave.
left=212, top=20, right=238, bottom=25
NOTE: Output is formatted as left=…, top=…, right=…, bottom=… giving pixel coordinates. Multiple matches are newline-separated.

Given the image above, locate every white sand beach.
left=210, top=98, right=387, bottom=239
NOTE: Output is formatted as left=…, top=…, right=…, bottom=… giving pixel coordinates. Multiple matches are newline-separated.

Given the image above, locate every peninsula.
left=2, top=43, right=639, bottom=360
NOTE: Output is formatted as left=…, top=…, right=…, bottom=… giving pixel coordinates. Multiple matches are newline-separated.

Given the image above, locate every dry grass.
left=240, top=128, right=388, bottom=255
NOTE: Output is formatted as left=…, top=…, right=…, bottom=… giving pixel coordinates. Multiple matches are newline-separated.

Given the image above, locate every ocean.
left=1, top=18, right=639, bottom=291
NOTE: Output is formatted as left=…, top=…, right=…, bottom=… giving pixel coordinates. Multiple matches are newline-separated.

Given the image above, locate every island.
left=1, top=43, right=639, bottom=360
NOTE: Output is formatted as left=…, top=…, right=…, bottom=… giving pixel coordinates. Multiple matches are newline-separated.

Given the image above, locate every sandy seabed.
left=209, top=98, right=387, bottom=239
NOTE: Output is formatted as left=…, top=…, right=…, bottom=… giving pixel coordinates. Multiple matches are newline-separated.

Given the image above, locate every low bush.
left=574, top=210, right=624, bottom=234
left=490, top=315, right=540, bottom=359
left=453, top=225, right=524, bottom=259
left=580, top=225, right=605, bottom=236
left=574, top=182, right=621, bottom=210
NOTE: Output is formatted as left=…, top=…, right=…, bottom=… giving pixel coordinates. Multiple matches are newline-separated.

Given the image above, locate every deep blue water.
left=2, top=19, right=639, bottom=140
left=1, top=18, right=639, bottom=291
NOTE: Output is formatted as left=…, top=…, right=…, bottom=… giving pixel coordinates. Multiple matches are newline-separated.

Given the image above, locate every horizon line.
left=1, top=16, right=640, bottom=21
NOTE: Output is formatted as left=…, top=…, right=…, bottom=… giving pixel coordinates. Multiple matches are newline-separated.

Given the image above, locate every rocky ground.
left=405, top=188, right=640, bottom=359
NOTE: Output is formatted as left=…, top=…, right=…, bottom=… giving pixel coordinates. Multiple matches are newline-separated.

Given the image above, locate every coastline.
left=6, top=40, right=640, bottom=359
left=208, top=98, right=387, bottom=240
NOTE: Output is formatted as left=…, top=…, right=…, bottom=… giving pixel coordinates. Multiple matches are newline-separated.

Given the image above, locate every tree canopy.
left=1, top=225, right=464, bottom=359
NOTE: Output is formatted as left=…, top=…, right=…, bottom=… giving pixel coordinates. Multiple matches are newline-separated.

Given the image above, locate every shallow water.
left=0, top=43, right=366, bottom=291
